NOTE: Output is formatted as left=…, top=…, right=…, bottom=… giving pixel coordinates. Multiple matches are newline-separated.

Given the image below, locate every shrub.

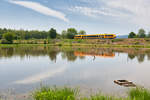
left=1, top=39, right=12, bottom=44
left=2, top=32, right=14, bottom=44
left=44, top=40, right=47, bottom=44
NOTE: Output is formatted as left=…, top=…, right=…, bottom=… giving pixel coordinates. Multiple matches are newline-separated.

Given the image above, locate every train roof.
left=75, top=34, right=116, bottom=36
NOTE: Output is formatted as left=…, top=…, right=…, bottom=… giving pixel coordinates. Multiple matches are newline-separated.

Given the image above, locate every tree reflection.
left=48, top=50, right=59, bottom=62
left=1, top=47, right=150, bottom=63
left=128, top=54, right=136, bottom=60
left=61, top=51, right=77, bottom=62
left=137, top=54, right=145, bottom=63
left=147, top=53, right=150, bottom=60
left=79, top=56, right=85, bottom=60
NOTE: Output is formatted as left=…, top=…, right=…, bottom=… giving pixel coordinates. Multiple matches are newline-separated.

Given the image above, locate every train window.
left=99, top=35, right=104, bottom=37
left=106, top=35, right=113, bottom=36
left=87, top=35, right=98, bottom=37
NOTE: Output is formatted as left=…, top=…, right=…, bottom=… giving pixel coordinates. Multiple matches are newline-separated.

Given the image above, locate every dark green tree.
left=128, top=32, right=136, bottom=38
left=138, top=29, right=146, bottom=38
left=49, top=28, right=57, bottom=39
left=66, top=28, right=78, bottom=39
left=2, top=32, right=15, bottom=44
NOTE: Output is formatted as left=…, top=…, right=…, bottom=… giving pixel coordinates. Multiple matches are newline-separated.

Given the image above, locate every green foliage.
left=138, top=29, right=146, bottom=38
left=128, top=54, right=136, bottom=60
left=129, top=88, right=150, bottom=100
left=0, top=28, right=87, bottom=40
left=2, top=32, right=14, bottom=44
left=49, top=28, right=57, bottom=39
left=0, top=28, right=48, bottom=40
left=78, top=30, right=86, bottom=35
left=32, top=86, right=78, bottom=100
left=44, top=39, right=47, bottom=44
left=112, top=39, right=124, bottom=42
left=134, top=41, right=140, bottom=45
left=1, top=39, right=11, bottom=44
left=66, top=28, right=78, bottom=39
left=144, top=38, right=150, bottom=42
left=61, top=30, right=67, bottom=39
left=128, top=32, right=136, bottom=38
left=33, top=87, right=150, bottom=100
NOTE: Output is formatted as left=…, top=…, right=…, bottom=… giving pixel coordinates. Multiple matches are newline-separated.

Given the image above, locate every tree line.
left=128, top=28, right=150, bottom=38
left=0, top=28, right=86, bottom=44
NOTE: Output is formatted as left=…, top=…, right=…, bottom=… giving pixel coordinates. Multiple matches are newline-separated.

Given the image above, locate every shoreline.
left=0, top=43, right=150, bottom=48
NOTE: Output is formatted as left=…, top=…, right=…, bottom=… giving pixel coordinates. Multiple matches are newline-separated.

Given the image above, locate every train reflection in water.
left=74, top=51, right=115, bottom=58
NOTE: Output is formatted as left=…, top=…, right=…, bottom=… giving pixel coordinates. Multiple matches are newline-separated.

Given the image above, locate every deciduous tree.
left=138, top=29, right=146, bottom=38
left=78, top=30, right=86, bottom=35
left=49, top=28, right=57, bottom=39
left=66, top=28, right=77, bottom=39
left=128, top=32, right=136, bottom=38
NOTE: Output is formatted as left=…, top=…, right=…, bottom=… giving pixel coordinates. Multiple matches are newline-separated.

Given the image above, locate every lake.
left=0, top=46, right=150, bottom=99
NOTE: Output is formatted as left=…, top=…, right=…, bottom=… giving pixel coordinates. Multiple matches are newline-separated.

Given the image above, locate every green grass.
left=1, top=38, right=150, bottom=48
left=32, top=86, right=79, bottom=100
left=129, top=88, right=150, bottom=100
left=32, top=87, right=150, bottom=100
left=112, top=39, right=124, bottom=42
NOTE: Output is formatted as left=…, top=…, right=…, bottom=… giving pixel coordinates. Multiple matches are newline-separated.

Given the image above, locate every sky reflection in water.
left=0, top=46, right=150, bottom=95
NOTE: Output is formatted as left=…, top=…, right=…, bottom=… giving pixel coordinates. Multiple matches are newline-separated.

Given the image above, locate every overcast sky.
left=0, top=0, right=150, bottom=35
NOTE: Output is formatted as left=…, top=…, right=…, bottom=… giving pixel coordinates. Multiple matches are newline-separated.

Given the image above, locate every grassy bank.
left=32, top=87, right=150, bottom=100
left=0, top=43, right=150, bottom=49
left=1, top=38, right=150, bottom=48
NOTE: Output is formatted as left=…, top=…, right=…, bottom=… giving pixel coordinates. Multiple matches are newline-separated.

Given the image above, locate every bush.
left=1, top=39, right=12, bottom=44
left=44, top=40, right=47, bottom=44
left=2, top=32, right=14, bottom=44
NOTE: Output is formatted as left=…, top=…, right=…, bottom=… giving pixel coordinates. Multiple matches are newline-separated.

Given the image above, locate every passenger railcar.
left=74, top=34, right=116, bottom=39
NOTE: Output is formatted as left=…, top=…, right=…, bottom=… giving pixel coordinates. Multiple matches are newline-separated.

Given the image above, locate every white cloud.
left=72, top=0, right=150, bottom=29
left=14, top=66, right=67, bottom=84
left=104, top=0, right=150, bottom=28
left=9, top=0, right=69, bottom=22
left=69, top=6, right=129, bottom=18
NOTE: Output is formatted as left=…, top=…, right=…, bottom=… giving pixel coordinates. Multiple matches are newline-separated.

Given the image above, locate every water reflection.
left=74, top=51, right=115, bottom=58
left=1, top=46, right=150, bottom=99
left=0, top=46, right=150, bottom=63
left=14, top=65, right=67, bottom=84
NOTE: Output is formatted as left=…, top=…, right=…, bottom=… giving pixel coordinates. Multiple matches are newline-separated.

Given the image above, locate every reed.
left=32, top=87, right=150, bottom=100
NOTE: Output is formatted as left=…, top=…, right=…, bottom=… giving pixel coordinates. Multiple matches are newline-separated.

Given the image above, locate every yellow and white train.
left=74, top=34, right=116, bottom=39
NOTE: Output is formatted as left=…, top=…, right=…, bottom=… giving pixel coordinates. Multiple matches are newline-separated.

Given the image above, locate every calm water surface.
left=0, top=46, right=150, bottom=98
